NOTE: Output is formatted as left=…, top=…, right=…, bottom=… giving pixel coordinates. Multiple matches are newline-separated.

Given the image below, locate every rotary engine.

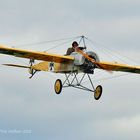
left=70, top=51, right=100, bottom=74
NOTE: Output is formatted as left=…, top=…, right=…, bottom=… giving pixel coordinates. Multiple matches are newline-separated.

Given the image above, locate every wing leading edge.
left=0, top=45, right=74, bottom=63
left=96, top=61, right=140, bottom=74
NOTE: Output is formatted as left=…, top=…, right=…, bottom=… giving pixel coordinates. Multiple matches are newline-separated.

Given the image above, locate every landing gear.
left=94, top=85, right=102, bottom=100
left=54, top=79, right=62, bottom=94
left=54, top=73, right=103, bottom=100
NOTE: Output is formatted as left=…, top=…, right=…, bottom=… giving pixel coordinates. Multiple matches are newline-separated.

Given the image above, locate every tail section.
left=3, top=64, right=30, bottom=68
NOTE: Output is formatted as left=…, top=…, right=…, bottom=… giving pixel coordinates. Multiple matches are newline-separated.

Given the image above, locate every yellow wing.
left=0, top=45, right=74, bottom=63
left=75, top=47, right=140, bottom=74
left=95, top=61, right=140, bottom=74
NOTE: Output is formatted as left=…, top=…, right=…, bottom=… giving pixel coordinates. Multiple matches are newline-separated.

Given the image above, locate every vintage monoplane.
left=0, top=37, right=140, bottom=100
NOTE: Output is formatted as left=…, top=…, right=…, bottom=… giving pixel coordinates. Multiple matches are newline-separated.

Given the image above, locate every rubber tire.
left=54, top=79, right=62, bottom=94
left=94, top=85, right=102, bottom=100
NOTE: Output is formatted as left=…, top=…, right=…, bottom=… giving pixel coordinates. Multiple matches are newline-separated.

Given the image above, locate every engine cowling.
left=86, top=51, right=100, bottom=62
left=82, top=51, right=100, bottom=73
left=70, top=52, right=85, bottom=65
left=70, top=51, right=100, bottom=74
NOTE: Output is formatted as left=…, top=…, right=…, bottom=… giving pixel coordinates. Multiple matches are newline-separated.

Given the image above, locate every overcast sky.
left=0, top=0, right=140, bottom=140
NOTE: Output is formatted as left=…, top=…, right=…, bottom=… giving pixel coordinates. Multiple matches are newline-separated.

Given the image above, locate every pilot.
left=66, top=41, right=86, bottom=55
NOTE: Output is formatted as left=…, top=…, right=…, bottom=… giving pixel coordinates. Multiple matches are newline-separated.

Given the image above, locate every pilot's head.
left=72, top=41, right=78, bottom=48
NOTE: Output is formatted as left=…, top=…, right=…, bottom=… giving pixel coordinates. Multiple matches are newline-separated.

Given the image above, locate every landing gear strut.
left=54, top=73, right=103, bottom=100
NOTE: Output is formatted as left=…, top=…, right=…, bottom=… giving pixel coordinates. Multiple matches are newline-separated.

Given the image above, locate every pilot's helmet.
left=72, top=41, right=78, bottom=48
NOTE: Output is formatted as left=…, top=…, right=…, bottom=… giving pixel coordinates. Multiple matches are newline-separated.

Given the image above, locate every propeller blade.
left=75, top=47, right=111, bottom=71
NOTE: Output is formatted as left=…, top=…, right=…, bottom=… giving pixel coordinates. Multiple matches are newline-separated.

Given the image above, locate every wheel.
left=94, top=85, right=102, bottom=100
left=54, top=79, right=62, bottom=94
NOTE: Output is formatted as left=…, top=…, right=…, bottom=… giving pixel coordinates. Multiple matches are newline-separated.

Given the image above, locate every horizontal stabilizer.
left=3, top=64, right=30, bottom=68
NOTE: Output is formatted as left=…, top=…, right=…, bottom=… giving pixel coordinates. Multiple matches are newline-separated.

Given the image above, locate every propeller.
left=75, top=47, right=111, bottom=71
